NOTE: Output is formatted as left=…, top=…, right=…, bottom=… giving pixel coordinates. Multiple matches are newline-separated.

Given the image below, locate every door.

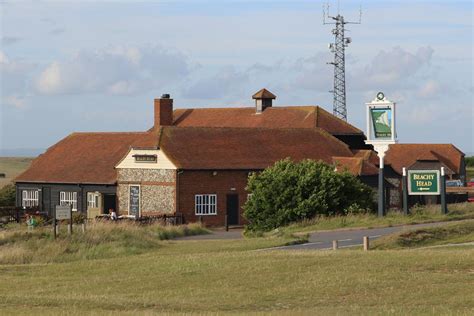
left=103, top=194, right=117, bottom=214
left=87, top=192, right=103, bottom=219
left=226, top=194, right=239, bottom=225
left=42, top=187, right=51, bottom=216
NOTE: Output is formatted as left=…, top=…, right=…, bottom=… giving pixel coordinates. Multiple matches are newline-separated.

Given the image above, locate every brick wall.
left=177, top=170, right=252, bottom=226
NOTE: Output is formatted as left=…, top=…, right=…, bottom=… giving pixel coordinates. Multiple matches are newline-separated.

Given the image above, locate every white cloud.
left=417, top=80, right=441, bottom=98
left=34, top=45, right=192, bottom=95
left=182, top=66, right=249, bottom=100
left=0, top=50, right=36, bottom=108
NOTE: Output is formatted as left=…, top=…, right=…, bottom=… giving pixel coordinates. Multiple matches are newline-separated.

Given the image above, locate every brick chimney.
left=252, top=88, right=276, bottom=113
left=154, top=94, right=173, bottom=128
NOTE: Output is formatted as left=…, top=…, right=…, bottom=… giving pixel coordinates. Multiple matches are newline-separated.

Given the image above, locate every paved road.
left=274, top=221, right=469, bottom=250
left=177, top=220, right=472, bottom=250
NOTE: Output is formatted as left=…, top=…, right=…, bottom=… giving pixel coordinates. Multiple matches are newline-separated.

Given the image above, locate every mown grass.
left=0, top=221, right=210, bottom=264
left=372, top=220, right=474, bottom=250
left=0, top=243, right=473, bottom=315
left=280, top=202, right=474, bottom=235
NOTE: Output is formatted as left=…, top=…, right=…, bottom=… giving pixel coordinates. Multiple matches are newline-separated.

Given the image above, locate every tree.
left=244, top=159, right=374, bottom=231
left=0, top=184, right=16, bottom=207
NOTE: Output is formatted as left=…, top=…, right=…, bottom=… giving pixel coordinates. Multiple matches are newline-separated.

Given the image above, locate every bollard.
left=225, top=215, right=229, bottom=232
left=332, top=240, right=338, bottom=250
left=81, top=222, right=86, bottom=233
left=56, top=223, right=60, bottom=235
left=67, top=224, right=72, bottom=235
left=363, top=236, right=369, bottom=251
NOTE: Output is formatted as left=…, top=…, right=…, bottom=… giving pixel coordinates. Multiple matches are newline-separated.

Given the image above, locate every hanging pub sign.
left=407, top=170, right=440, bottom=195
left=365, top=92, right=396, bottom=144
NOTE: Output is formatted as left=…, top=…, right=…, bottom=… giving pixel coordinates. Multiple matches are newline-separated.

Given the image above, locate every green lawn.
left=0, top=157, right=34, bottom=188
left=280, top=203, right=474, bottom=236
left=372, top=220, right=474, bottom=250
left=0, top=225, right=473, bottom=315
left=467, top=167, right=474, bottom=180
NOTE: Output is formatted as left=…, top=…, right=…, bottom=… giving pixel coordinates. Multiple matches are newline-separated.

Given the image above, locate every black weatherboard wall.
left=15, top=182, right=116, bottom=216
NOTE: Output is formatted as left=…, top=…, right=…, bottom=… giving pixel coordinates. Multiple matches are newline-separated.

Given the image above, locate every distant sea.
left=0, top=148, right=44, bottom=157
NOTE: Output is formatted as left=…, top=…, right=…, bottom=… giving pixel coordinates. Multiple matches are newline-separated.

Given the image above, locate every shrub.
left=0, top=184, right=15, bottom=206
left=244, top=159, right=374, bottom=232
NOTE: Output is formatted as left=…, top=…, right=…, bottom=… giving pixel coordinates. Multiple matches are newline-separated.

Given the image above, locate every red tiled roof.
left=353, top=149, right=380, bottom=166
left=15, top=132, right=158, bottom=184
left=333, top=157, right=379, bottom=176
left=384, top=144, right=464, bottom=175
left=171, top=106, right=362, bottom=135
left=159, top=127, right=353, bottom=170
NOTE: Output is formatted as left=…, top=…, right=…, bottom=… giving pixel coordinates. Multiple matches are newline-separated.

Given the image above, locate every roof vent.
left=252, top=88, right=276, bottom=113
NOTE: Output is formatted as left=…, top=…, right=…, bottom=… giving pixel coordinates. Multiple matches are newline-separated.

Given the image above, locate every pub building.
left=15, top=89, right=466, bottom=225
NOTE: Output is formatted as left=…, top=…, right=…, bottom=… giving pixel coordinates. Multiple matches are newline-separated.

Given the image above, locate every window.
left=60, top=191, right=78, bottom=212
left=22, top=190, right=39, bottom=208
left=195, top=194, right=217, bottom=215
left=87, top=192, right=100, bottom=208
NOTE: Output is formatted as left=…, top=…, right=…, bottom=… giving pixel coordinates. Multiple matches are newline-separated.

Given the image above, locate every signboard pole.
left=68, top=207, right=73, bottom=235
left=402, top=167, right=409, bottom=215
left=52, top=206, right=57, bottom=240
left=440, top=167, right=448, bottom=214
left=378, top=155, right=385, bottom=217
left=365, top=93, right=397, bottom=218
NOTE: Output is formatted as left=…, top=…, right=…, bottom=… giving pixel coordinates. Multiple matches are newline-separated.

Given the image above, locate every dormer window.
left=133, top=154, right=157, bottom=163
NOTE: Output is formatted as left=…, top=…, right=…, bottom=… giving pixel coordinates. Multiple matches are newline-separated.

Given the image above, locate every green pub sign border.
left=407, top=170, right=440, bottom=195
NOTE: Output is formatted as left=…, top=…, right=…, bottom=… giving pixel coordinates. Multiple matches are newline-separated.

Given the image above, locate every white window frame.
left=22, top=190, right=39, bottom=208
left=60, top=191, right=78, bottom=212
left=87, top=192, right=100, bottom=209
left=195, top=194, right=217, bottom=215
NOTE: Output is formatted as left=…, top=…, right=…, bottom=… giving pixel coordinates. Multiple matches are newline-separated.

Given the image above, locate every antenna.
left=323, top=2, right=362, bottom=121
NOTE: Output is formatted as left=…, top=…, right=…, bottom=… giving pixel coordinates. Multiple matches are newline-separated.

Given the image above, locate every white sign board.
left=365, top=92, right=397, bottom=145
left=55, top=205, right=72, bottom=220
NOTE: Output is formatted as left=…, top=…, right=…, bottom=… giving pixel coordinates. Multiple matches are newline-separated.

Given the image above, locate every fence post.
left=440, top=167, right=448, bottom=214
left=402, top=167, right=409, bottom=215
left=363, top=236, right=369, bottom=251
left=332, top=240, right=338, bottom=250
left=81, top=222, right=86, bottom=233
left=225, top=215, right=229, bottom=232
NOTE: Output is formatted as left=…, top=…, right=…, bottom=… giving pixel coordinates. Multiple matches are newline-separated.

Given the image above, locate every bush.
left=244, top=159, right=374, bottom=232
left=466, top=156, right=474, bottom=168
left=0, top=184, right=16, bottom=207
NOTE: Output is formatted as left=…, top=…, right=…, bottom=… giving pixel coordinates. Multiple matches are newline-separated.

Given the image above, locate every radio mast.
left=323, top=3, right=361, bottom=121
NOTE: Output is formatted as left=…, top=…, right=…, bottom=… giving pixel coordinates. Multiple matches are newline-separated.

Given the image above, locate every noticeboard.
left=129, top=185, right=140, bottom=217
left=55, top=205, right=72, bottom=220
left=408, top=170, right=440, bottom=195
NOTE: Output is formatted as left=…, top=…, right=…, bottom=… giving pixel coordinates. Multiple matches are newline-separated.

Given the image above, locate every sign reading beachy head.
left=365, top=92, right=396, bottom=144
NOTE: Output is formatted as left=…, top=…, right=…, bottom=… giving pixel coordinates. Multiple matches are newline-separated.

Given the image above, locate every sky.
left=0, top=0, right=473, bottom=155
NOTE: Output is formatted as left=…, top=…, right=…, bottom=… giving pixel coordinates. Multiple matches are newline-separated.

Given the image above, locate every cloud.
left=1, top=36, right=23, bottom=46
left=34, top=45, right=192, bottom=95
left=351, top=46, right=434, bottom=89
left=182, top=66, right=249, bottom=100
left=0, top=50, right=36, bottom=107
left=49, top=27, right=65, bottom=35
left=417, top=80, right=441, bottom=98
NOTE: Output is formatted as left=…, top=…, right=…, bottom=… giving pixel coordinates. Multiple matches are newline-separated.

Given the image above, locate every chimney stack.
left=154, top=94, right=173, bottom=129
left=252, top=88, right=276, bottom=113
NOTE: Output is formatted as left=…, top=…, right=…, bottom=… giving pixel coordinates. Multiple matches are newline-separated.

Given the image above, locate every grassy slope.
left=0, top=243, right=472, bottom=315
left=281, top=203, right=474, bottom=235
left=0, top=157, right=34, bottom=188
left=372, top=220, right=474, bottom=250
left=0, top=222, right=211, bottom=264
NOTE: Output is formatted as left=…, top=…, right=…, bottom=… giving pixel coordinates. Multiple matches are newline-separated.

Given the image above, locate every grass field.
left=372, top=220, right=474, bottom=249
left=280, top=202, right=474, bottom=236
left=1, top=222, right=473, bottom=315
left=0, top=157, right=34, bottom=188
left=467, top=167, right=474, bottom=180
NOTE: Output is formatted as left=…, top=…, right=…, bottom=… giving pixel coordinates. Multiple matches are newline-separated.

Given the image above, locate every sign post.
left=55, top=205, right=72, bottom=237
left=405, top=169, right=446, bottom=214
left=440, top=167, right=448, bottom=214
left=402, top=168, right=409, bottom=215
left=365, top=92, right=397, bottom=217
